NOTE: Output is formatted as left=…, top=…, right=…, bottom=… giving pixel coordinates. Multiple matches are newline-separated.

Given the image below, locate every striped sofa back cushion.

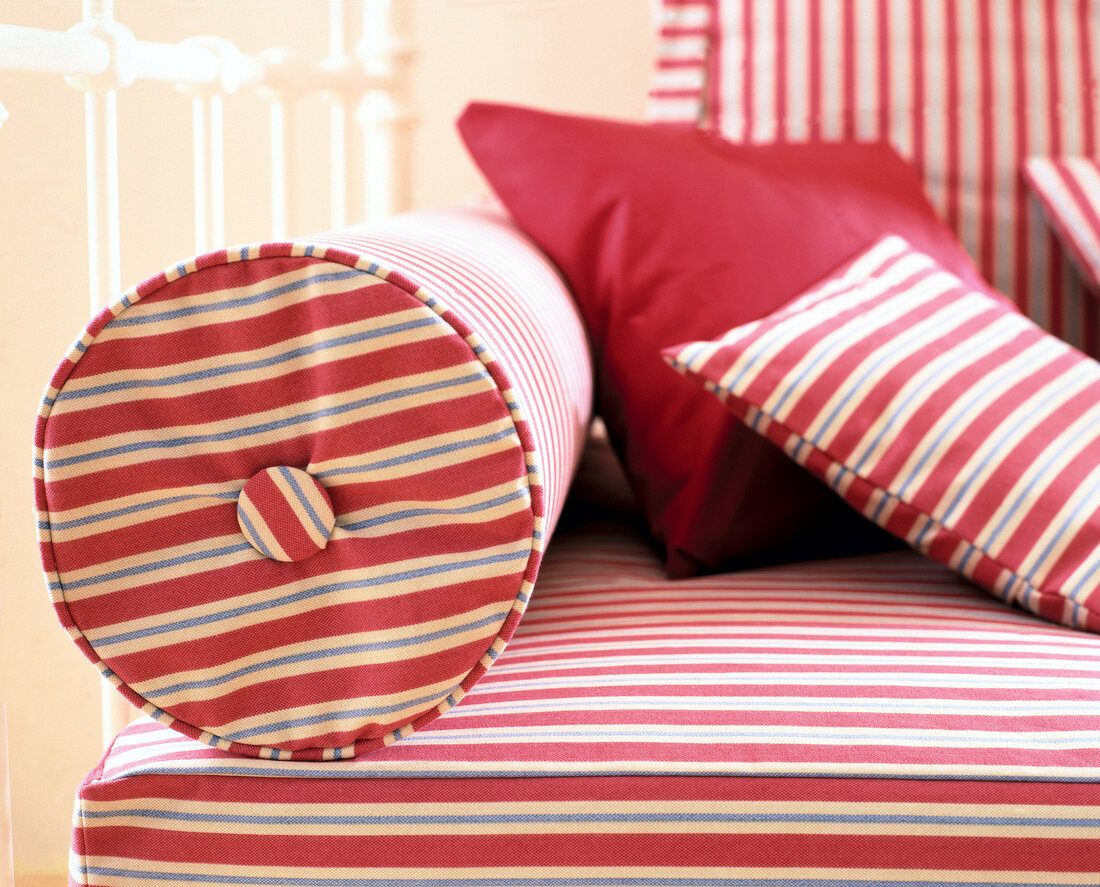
left=35, top=206, right=592, bottom=760
left=649, top=0, right=1100, bottom=352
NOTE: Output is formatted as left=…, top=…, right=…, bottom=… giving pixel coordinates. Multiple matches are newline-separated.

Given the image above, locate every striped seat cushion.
left=1024, top=156, right=1100, bottom=292
left=34, top=206, right=592, bottom=759
left=69, top=497, right=1100, bottom=885
left=649, top=0, right=1100, bottom=353
left=665, top=235, right=1100, bottom=632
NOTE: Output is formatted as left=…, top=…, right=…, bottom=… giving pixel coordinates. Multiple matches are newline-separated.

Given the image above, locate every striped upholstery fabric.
left=69, top=494, right=1100, bottom=884
left=1025, top=156, right=1100, bottom=292
left=648, top=0, right=1100, bottom=352
left=236, top=466, right=336, bottom=562
left=665, top=236, right=1100, bottom=632
left=35, top=206, right=591, bottom=759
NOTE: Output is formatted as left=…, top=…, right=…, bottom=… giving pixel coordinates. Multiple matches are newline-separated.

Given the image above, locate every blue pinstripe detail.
left=303, top=245, right=315, bottom=257
left=107, top=269, right=363, bottom=328
left=44, top=371, right=488, bottom=470
left=394, top=728, right=1100, bottom=747
left=718, top=257, right=916, bottom=401
left=91, top=549, right=530, bottom=646
left=895, top=347, right=1078, bottom=511
left=312, top=427, right=517, bottom=480
left=144, top=610, right=509, bottom=698
left=452, top=695, right=1099, bottom=714
left=74, top=341, right=87, bottom=353
left=42, top=490, right=240, bottom=533
left=1015, top=483, right=1100, bottom=593
left=225, top=682, right=466, bottom=740
left=340, top=489, right=527, bottom=532
left=278, top=467, right=330, bottom=537
left=54, top=316, right=442, bottom=401
left=175, top=263, right=186, bottom=276
left=236, top=508, right=276, bottom=560
left=447, top=669, right=1063, bottom=694
left=100, top=763, right=1100, bottom=784
left=768, top=280, right=940, bottom=422
left=366, top=262, right=379, bottom=275
left=77, top=808, right=1100, bottom=827
left=53, top=542, right=254, bottom=593
left=676, top=341, right=711, bottom=370
left=1003, top=444, right=1100, bottom=585
left=815, top=303, right=992, bottom=453
left=332, top=746, right=342, bottom=759
left=869, top=487, right=895, bottom=524
left=917, top=358, right=1091, bottom=552
left=852, top=344, right=992, bottom=479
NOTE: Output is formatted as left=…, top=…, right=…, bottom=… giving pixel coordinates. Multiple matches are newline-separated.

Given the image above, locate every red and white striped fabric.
left=665, top=235, right=1100, bottom=632
left=648, top=0, right=1100, bottom=352
left=1025, top=155, right=1100, bottom=292
left=68, top=495, right=1100, bottom=884
left=34, top=206, right=591, bottom=760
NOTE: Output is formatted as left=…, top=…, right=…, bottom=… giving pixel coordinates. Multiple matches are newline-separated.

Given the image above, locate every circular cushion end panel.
left=36, top=246, right=539, bottom=758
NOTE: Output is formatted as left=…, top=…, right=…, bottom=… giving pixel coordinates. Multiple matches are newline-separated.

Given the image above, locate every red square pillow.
left=459, top=102, right=994, bottom=576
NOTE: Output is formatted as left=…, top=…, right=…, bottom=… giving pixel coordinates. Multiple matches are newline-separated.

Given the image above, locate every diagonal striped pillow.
left=664, top=236, right=1100, bottom=633
left=35, top=207, right=592, bottom=759
left=1023, top=156, right=1100, bottom=294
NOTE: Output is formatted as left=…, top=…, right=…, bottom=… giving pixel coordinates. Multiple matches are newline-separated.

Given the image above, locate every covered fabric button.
left=237, top=466, right=336, bottom=562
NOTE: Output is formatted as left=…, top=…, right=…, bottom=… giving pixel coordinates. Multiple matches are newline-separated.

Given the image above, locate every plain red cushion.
left=458, top=102, right=991, bottom=576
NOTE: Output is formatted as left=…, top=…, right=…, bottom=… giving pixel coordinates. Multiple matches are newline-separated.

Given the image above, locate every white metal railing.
left=0, top=0, right=415, bottom=747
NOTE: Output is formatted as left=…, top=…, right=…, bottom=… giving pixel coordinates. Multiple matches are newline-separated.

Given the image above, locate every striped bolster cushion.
left=664, top=235, right=1100, bottom=633
left=1024, top=156, right=1100, bottom=293
left=34, top=206, right=592, bottom=760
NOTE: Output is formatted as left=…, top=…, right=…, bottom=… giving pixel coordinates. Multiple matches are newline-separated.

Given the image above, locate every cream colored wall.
left=0, top=0, right=652, bottom=878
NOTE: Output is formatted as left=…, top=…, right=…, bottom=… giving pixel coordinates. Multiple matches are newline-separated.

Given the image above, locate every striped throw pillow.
left=664, top=236, right=1100, bottom=633
left=35, top=207, right=592, bottom=759
left=1024, top=157, right=1100, bottom=293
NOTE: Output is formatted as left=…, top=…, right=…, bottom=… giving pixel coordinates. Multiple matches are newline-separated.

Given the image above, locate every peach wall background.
left=0, top=1, right=652, bottom=879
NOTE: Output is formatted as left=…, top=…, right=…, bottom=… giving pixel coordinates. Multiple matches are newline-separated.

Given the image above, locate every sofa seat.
left=70, top=499, right=1100, bottom=885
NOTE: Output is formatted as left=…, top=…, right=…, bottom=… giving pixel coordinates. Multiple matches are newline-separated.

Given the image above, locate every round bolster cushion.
left=34, top=206, right=593, bottom=760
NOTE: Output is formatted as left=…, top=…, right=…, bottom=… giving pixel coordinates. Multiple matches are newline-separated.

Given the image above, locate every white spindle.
left=360, top=91, right=395, bottom=225
left=327, top=0, right=353, bottom=229
left=82, top=87, right=122, bottom=315
left=330, top=101, right=353, bottom=229
left=179, top=37, right=241, bottom=255
left=0, top=23, right=110, bottom=75
left=358, top=0, right=413, bottom=223
left=359, top=0, right=392, bottom=224
left=269, top=95, right=297, bottom=239
left=191, top=94, right=225, bottom=253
